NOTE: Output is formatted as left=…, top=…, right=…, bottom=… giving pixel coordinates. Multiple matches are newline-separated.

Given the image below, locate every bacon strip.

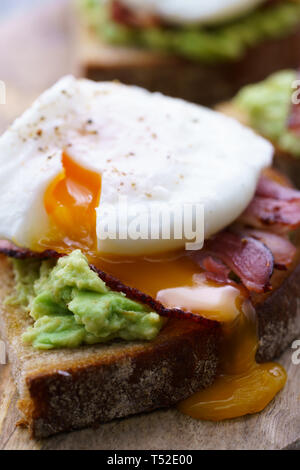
left=288, top=69, right=300, bottom=135
left=189, top=252, right=230, bottom=285
left=0, top=240, right=61, bottom=260
left=192, top=231, right=274, bottom=293
left=0, top=240, right=218, bottom=328
left=256, top=175, right=300, bottom=201
left=111, top=0, right=159, bottom=28
left=90, top=265, right=220, bottom=328
left=240, top=196, right=300, bottom=234
left=242, top=229, right=296, bottom=269
left=239, top=172, right=300, bottom=233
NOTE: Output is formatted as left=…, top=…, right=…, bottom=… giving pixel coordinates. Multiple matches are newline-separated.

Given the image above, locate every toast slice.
left=73, top=14, right=300, bottom=107
left=217, top=101, right=300, bottom=188
left=0, top=255, right=220, bottom=439
left=1, top=244, right=300, bottom=438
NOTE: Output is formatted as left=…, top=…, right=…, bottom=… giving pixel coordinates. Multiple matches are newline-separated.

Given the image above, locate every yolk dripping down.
left=42, top=153, right=101, bottom=254
left=177, top=300, right=286, bottom=420
left=40, top=154, right=286, bottom=421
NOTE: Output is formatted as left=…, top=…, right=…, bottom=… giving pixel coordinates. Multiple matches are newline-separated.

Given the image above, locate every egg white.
left=0, top=76, right=273, bottom=255
left=120, top=0, right=266, bottom=25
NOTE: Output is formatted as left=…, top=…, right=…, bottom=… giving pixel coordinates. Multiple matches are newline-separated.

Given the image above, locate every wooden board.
left=0, top=0, right=300, bottom=450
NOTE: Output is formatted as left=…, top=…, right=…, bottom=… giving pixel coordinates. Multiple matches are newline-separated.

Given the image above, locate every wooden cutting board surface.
left=0, top=0, right=300, bottom=450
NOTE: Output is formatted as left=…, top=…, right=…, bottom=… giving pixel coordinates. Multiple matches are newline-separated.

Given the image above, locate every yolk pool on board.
left=177, top=300, right=286, bottom=420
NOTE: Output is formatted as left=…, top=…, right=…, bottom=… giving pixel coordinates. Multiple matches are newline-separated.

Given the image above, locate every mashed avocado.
left=78, top=0, right=300, bottom=63
left=7, top=250, right=164, bottom=350
left=234, top=70, right=300, bottom=158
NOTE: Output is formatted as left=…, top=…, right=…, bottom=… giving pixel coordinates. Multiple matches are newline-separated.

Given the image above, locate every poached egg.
left=119, top=0, right=266, bottom=26
left=0, top=76, right=272, bottom=257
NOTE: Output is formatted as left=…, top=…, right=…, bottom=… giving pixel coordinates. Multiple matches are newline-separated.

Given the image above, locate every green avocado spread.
left=234, top=70, right=300, bottom=158
left=7, top=250, right=164, bottom=350
left=78, top=0, right=300, bottom=63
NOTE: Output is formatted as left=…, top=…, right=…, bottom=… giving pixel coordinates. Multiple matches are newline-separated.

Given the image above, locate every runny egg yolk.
left=42, top=153, right=101, bottom=254
left=177, top=300, right=286, bottom=420
left=40, top=154, right=286, bottom=421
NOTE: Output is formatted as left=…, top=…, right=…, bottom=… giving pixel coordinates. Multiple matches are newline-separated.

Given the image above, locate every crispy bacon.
left=0, top=240, right=61, bottom=260
left=242, top=229, right=296, bottom=269
left=239, top=172, right=300, bottom=233
left=192, top=231, right=274, bottom=293
left=288, top=69, right=300, bottom=135
left=111, top=0, right=159, bottom=28
left=89, top=265, right=220, bottom=328
left=240, top=196, right=300, bottom=233
left=189, top=252, right=230, bottom=284
left=256, top=175, right=300, bottom=201
left=0, top=240, right=218, bottom=328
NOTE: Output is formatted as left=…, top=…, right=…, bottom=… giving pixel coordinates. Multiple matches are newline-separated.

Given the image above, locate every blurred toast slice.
left=73, top=12, right=300, bottom=106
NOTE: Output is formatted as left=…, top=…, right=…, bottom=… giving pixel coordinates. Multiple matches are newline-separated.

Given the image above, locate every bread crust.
left=255, top=263, right=300, bottom=361
left=75, top=19, right=300, bottom=106
left=25, top=320, right=219, bottom=438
